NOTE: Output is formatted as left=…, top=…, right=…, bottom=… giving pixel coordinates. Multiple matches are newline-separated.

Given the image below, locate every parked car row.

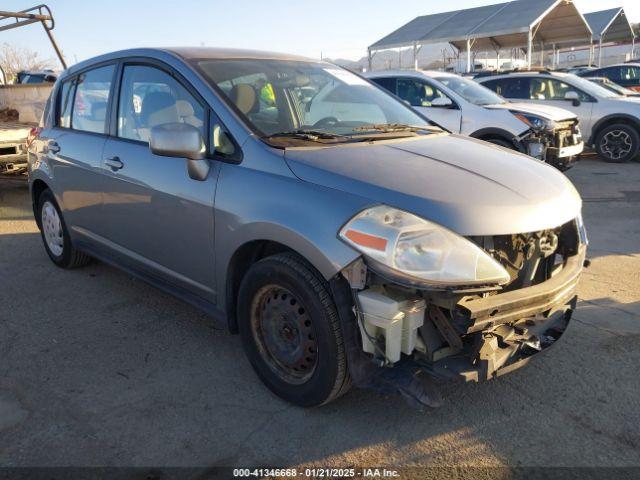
left=477, top=71, right=640, bottom=163
left=364, top=70, right=583, bottom=170
left=28, top=48, right=589, bottom=407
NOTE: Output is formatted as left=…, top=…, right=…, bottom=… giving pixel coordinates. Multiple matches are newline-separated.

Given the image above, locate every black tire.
left=595, top=123, right=640, bottom=163
left=37, top=189, right=91, bottom=268
left=237, top=252, right=351, bottom=407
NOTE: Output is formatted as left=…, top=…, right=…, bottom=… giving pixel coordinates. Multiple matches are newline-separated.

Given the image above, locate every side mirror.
left=431, top=97, right=453, bottom=108
left=564, top=91, right=581, bottom=106
left=149, top=123, right=210, bottom=181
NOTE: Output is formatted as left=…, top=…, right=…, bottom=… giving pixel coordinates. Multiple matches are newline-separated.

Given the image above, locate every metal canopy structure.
left=368, top=0, right=592, bottom=72
left=584, top=7, right=635, bottom=66
left=0, top=4, right=66, bottom=70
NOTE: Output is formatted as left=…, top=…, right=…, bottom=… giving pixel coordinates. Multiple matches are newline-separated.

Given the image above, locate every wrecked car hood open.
left=284, top=134, right=582, bottom=236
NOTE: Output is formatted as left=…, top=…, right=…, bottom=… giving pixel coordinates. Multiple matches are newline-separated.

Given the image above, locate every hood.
left=284, top=134, right=582, bottom=236
left=484, top=102, right=577, bottom=122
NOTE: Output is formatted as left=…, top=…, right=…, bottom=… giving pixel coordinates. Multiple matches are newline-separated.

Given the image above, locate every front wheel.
left=237, top=253, right=351, bottom=407
left=595, top=124, right=640, bottom=163
left=37, top=189, right=91, bottom=268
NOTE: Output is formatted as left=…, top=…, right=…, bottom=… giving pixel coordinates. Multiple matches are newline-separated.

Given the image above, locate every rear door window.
left=371, top=77, right=397, bottom=95
left=71, top=65, right=115, bottom=134
left=482, top=77, right=530, bottom=99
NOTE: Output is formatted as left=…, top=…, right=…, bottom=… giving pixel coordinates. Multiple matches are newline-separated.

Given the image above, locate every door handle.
left=105, top=156, right=124, bottom=170
left=48, top=142, right=60, bottom=154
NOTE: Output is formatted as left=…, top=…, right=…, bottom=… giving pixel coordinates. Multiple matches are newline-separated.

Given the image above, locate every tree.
left=0, top=43, right=56, bottom=83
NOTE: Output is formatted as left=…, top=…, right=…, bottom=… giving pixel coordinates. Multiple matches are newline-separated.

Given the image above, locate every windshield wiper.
left=263, top=129, right=349, bottom=141
left=352, top=123, right=441, bottom=133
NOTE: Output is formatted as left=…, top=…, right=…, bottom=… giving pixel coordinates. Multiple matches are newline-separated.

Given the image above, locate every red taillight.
left=26, top=127, right=42, bottom=149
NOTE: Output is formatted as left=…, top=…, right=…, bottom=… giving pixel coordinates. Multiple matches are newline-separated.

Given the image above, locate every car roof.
left=364, top=69, right=456, bottom=79
left=477, top=71, right=573, bottom=80
left=63, top=47, right=320, bottom=78
left=594, top=63, right=640, bottom=68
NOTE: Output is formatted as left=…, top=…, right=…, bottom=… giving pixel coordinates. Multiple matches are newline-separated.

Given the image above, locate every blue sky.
left=1, top=0, right=638, bottom=68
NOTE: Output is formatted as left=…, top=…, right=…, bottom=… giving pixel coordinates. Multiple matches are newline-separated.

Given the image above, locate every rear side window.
left=371, top=77, right=397, bottom=94
left=58, top=79, right=75, bottom=128
left=482, top=78, right=530, bottom=99
left=71, top=65, right=115, bottom=134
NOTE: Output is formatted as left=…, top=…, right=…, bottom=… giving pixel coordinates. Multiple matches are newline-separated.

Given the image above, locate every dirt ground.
left=1, top=158, right=639, bottom=475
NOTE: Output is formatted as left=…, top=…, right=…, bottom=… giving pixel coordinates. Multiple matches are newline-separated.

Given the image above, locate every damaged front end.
left=337, top=216, right=587, bottom=404
left=519, top=119, right=584, bottom=171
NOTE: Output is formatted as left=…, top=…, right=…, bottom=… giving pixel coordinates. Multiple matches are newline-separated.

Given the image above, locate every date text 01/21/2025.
left=232, top=468, right=401, bottom=478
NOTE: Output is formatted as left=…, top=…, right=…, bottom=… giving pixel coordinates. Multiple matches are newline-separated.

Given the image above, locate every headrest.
left=176, top=100, right=195, bottom=118
left=230, top=84, right=258, bottom=115
left=141, top=92, right=179, bottom=127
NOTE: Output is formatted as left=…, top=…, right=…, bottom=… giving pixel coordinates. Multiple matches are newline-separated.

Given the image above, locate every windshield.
left=195, top=59, right=434, bottom=142
left=435, top=76, right=506, bottom=105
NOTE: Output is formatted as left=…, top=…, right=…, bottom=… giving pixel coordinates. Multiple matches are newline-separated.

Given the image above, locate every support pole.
left=526, top=29, right=533, bottom=69
left=540, top=42, right=545, bottom=68
left=632, top=37, right=636, bottom=59
left=398, top=48, right=402, bottom=69
left=466, top=38, right=472, bottom=73
left=598, top=38, right=603, bottom=67
left=413, top=43, right=418, bottom=70
left=368, top=48, right=372, bottom=71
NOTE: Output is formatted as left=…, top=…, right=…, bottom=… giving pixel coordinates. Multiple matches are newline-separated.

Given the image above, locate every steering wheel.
left=312, top=116, right=339, bottom=129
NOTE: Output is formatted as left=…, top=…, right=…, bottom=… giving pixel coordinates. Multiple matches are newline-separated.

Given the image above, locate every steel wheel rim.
left=42, top=201, right=64, bottom=257
left=250, top=285, right=318, bottom=384
left=601, top=130, right=633, bottom=160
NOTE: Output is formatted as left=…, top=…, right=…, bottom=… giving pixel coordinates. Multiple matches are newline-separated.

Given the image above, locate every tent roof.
left=584, top=7, right=635, bottom=42
left=370, top=0, right=592, bottom=52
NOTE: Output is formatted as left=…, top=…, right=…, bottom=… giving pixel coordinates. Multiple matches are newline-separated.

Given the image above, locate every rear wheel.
left=595, top=124, right=640, bottom=163
left=237, top=252, right=350, bottom=407
left=37, top=189, right=91, bottom=268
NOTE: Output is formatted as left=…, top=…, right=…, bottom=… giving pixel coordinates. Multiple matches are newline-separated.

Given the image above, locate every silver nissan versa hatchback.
left=28, top=48, right=588, bottom=407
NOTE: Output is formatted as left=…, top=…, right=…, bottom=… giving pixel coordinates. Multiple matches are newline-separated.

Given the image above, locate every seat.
left=176, top=100, right=204, bottom=129
left=138, top=92, right=179, bottom=141
left=230, top=83, right=259, bottom=115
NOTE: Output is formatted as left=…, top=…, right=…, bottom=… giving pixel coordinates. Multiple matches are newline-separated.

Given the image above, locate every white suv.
left=364, top=70, right=583, bottom=170
left=478, top=71, right=640, bottom=163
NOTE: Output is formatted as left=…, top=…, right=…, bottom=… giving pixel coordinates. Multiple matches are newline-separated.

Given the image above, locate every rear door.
left=44, top=64, right=116, bottom=238
left=98, top=62, right=226, bottom=302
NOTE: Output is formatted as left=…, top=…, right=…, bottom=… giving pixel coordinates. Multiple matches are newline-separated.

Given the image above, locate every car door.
left=396, top=77, right=462, bottom=132
left=44, top=64, right=116, bottom=237
left=99, top=62, right=225, bottom=303
left=525, top=77, right=595, bottom=137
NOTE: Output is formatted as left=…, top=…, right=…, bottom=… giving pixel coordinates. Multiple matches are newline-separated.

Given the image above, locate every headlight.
left=511, top=111, right=555, bottom=131
left=339, top=206, right=511, bottom=288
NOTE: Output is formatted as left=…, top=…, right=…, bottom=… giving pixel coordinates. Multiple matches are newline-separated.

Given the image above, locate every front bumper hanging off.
left=422, top=246, right=586, bottom=382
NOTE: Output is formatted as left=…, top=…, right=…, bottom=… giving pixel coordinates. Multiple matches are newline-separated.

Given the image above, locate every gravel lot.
left=1, top=158, right=639, bottom=473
